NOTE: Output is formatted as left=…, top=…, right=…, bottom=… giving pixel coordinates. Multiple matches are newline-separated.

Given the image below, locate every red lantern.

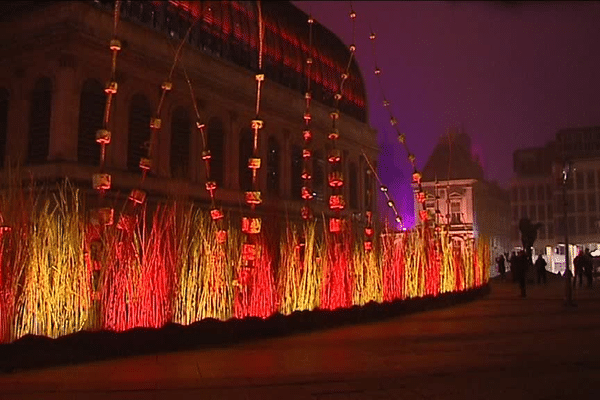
left=301, top=187, right=313, bottom=200
left=328, top=171, right=344, bottom=187
left=419, top=209, right=429, bottom=221
left=95, top=129, right=111, bottom=144
left=210, top=208, right=224, bottom=220
left=92, top=173, right=111, bottom=191
left=139, top=157, right=152, bottom=171
left=150, top=117, right=161, bottom=129
left=242, top=243, right=256, bottom=261
left=245, top=191, right=262, bottom=205
left=248, top=157, right=261, bottom=169
left=364, top=241, right=373, bottom=251
left=329, top=194, right=345, bottom=210
left=328, top=149, right=341, bottom=163
left=242, top=217, right=261, bottom=234
left=329, top=218, right=343, bottom=233
left=364, top=227, right=374, bottom=237
left=129, top=189, right=146, bottom=205
left=205, top=181, right=217, bottom=192
left=216, top=229, right=227, bottom=243
left=301, top=206, right=312, bottom=220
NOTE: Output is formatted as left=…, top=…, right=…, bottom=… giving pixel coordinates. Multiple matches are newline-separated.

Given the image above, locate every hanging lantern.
left=242, top=243, right=256, bottom=261
left=364, top=240, right=373, bottom=251
left=328, top=149, right=341, bottom=163
left=301, top=169, right=312, bottom=180
left=201, top=150, right=211, bottom=160
left=302, top=149, right=312, bottom=159
left=416, top=191, right=426, bottom=204
left=251, top=119, right=264, bottom=130
left=328, top=171, right=344, bottom=187
left=150, top=117, right=161, bottom=129
left=245, top=191, right=262, bottom=205
left=128, top=189, right=146, bottom=204
left=301, top=186, right=313, bottom=200
left=139, top=157, right=152, bottom=171
left=216, top=229, right=227, bottom=243
left=205, top=181, right=217, bottom=192
left=104, top=81, right=118, bottom=94
left=364, top=227, right=374, bottom=237
left=419, top=209, right=429, bottom=221
left=412, top=171, right=422, bottom=184
left=109, top=39, right=122, bottom=51
left=329, top=194, right=345, bottom=210
left=248, top=157, right=261, bottom=169
left=91, top=207, right=114, bottom=226
left=161, top=81, right=172, bottom=91
left=303, top=129, right=312, bottom=141
left=210, top=208, right=224, bottom=220
left=92, top=173, right=111, bottom=191
left=303, top=113, right=312, bottom=122
left=241, top=217, right=261, bottom=234
left=95, top=129, right=111, bottom=145
left=329, top=217, right=343, bottom=233
left=328, top=129, right=340, bottom=140
left=300, top=205, right=312, bottom=220
left=117, top=213, right=137, bottom=232
left=329, top=110, right=340, bottom=120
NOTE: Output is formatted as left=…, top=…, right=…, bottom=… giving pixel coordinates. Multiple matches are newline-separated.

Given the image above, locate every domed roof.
left=164, top=1, right=367, bottom=122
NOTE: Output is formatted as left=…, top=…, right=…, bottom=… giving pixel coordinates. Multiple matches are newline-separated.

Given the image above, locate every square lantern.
left=92, top=173, right=111, bottom=191
left=242, top=217, right=261, bottom=234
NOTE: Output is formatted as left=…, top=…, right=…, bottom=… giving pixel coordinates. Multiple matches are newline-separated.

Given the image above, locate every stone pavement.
left=0, top=276, right=598, bottom=400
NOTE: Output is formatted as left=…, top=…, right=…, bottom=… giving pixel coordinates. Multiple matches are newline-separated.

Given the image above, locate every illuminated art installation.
left=0, top=1, right=490, bottom=344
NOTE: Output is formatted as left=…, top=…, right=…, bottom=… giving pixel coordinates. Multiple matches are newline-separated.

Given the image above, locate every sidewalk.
left=0, top=277, right=598, bottom=399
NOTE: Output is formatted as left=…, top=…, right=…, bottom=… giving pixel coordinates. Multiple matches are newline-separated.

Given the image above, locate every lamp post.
left=562, top=160, right=575, bottom=307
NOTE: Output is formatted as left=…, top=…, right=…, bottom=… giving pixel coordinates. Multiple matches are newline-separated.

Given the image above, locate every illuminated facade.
left=415, top=128, right=511, bottom=265
left=0, top=0, right=378, bottom=224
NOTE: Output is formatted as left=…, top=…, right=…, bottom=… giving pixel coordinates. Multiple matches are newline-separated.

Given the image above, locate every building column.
left=49, top=53, right=78, bottom=162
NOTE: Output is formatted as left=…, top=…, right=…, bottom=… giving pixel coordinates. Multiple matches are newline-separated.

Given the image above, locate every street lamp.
left=562, top=160, right=575, bottom=307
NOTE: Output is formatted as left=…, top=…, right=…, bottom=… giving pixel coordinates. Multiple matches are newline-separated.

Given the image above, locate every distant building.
left=414, top=127, right=511, bottom=270
left=510, top=126, right=600, bottom=274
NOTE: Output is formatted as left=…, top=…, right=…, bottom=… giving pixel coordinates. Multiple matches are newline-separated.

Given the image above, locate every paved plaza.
left=0, top=276, right=598, bottom=399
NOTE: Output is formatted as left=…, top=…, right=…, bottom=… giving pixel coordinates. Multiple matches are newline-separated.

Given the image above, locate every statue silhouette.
left=519, top=218, right=543, bottom=257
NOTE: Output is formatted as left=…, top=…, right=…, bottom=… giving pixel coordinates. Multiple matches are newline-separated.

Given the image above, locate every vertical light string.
left=91, top=0, right=122, bottom=227
left=240, top=0, right=266, bottom=278
left=123, top=22, right=197, bottom=223
left=361, top=150, right=403, bottom=227
left=369, top=28, right=428, bottom=224
left=326, top=5, right=356, bottom=235
left=300, top=14, right=315, bottom=223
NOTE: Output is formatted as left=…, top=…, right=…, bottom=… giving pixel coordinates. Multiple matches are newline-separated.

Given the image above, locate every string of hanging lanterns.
left=325, top=4, right=357, bottom=236
left=368, top=27, right=428, bottom=223
left=91, top=0, right=122, bottom=226
left=299, top=13, right=315, bottom=222
left=240, top=0, right=266, bottom=267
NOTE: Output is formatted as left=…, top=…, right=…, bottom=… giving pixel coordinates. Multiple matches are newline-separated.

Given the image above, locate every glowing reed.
left=0, top=183, right=490, bottom=343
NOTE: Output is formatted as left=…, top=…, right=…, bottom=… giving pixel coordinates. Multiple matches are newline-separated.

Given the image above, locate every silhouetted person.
left=573, top=250, right=585, bottom=289
left=535, top=254, right=547, bottom=285
left=496, top=254, right=506, bottom=281
left=514, top=250, right=528, bottom=297
left=509, top=251, right=518, bottom=282
left=583, top=248, right=594, bottom=289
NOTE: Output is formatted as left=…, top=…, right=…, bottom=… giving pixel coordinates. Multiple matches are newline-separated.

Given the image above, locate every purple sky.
left=293, top=1, right=600, bottom=228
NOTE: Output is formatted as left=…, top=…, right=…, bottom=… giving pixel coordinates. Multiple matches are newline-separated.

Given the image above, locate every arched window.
left=349, top=161, right=358, bottom=209
left=238, top=128, right=253, bottom=191
left=170, top=106, right=190, bottom=178
left=313, top=150, right=325, bottom=203
left=267, top=135, right=280, bottom=195
left=207, top=117, right=224, bottom=186
left=0, top=88, right=8, bottom=169
left=127, top=94, right=152, bottom=172
left=77, top=79, right=105, bottom=165
left=27, top=77, right=52, bottom=164
left=290, top=144, right=302, bottom=200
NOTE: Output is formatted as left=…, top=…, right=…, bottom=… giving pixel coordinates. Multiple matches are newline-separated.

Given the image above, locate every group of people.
left=496, top=247, right=596, bottom=297
left=496, top=251, right=548, bottom=297
left=573, top=248, right=595, bottom=289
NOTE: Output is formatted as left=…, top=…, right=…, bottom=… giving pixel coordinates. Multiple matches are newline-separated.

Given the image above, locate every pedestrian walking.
left=496, top=254, right=506, bottom=282
left=583, top=248, right=594, bottom=289
left=573, top=250, right=585, bottom=289
left=535, top=254, right=547, bottom=285
left=515, top=250, right=528, bottom=297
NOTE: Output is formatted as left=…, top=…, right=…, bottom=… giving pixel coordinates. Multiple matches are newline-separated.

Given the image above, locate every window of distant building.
left=538, top=204, right=546, bottom=221
left=578, top=216, right=587, bottom=235
left=0, top=88, right=8, bottom=168
left=588, top=193, right=597, bottom=213
left=528, top=186, right=535, bottom=202
left=127, top=94, right=152, bottom=172
left=537, top=185, right=545, bottom=202
left=529, top=205, right=537, bottom=220
left=267, top=135, right=280, bottom=195
left=576, top=170, right=584, bottom=190
left=170, top=106, right=191, bottom=179
left=547, top=203, right=553, bottom=220
left=207, top=117, right=225, bottom=186
left=547, top=222, right=553, bottom=238
left=519, top=186, right=527, bottom=202
left=587, top=170, right=595, bottom=189
left=238, top=128, right=253, bottom=192
left=451, top=200, right=462, bottom=224
left=290, top=144, right=302, bottom=200
left=349, top=161, right=358, bottom=209
left=77, top=79, right=104, bottom=166
left=577, top=193, right=585, bottom=213
left=27, top=77, right=52, bottom=164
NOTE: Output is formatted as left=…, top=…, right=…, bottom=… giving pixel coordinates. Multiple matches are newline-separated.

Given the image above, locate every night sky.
left=293, top=1, right=600, bottom=228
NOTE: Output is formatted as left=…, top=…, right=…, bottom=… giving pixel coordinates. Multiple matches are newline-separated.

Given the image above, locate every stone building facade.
left=0, top=1, right=378, bottom=225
